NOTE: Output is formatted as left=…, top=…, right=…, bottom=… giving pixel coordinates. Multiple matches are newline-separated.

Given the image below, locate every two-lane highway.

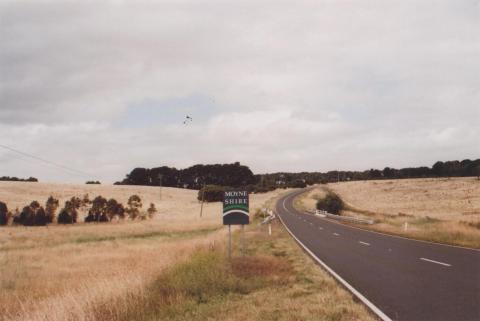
left=276, top=189, right=480, bottom=321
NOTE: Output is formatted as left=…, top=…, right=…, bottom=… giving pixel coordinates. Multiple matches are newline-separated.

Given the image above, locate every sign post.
left=223, top=190, right=249, bottom=258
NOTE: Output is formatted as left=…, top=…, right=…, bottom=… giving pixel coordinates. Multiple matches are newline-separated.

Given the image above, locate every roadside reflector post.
left=404, top=222, right=408, bottom=232
left=268, top=223, right=272, bottom=236
left=223, top=190, right=249, bottom=259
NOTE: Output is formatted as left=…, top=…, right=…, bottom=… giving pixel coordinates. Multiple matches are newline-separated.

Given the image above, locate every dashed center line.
left=358, top=241, right=370, bottom=246
left=318, top=227, right=323, bottom=230
left=333, top=233, right=340, bottom=236
left=420, top=258, right=451, bottom=267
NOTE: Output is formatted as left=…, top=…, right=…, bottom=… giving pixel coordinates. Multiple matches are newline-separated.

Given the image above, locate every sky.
left=1, top=0, right=479, bottom=183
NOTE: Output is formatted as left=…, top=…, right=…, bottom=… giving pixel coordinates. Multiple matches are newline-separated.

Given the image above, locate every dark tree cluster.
left=1, top=194, right=155, bottom=226
left=85, top=181, right=101, bottom=184
left=13, top=201, right=49, bottom=226
left=258, top=158, right=480, bottom=187
left=0, top=176, right=38, bottom=182
left=197, top=185, right=226, bottom=202
left=116, top=162, right=257, bottom=189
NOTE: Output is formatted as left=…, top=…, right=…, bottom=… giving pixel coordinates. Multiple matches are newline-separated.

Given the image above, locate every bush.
left=0, top=201, right=9, bottom=226
left=57, top=197, right=81, bottom=224
left=106, top=198, right=125, bottom=221
left=85, top=196, right=108, bottom=222
left=197, top=185, right=225, bottom=202
left=127, top=195, right=142, bottom=220
left=45, top=196, right=59, bottom=223
left=147, top=203, right=157, bottom=219
left=86, top=181, right=101, bottom=184
left=289, top=179, right=307, bottom=188
left=316, top=192, right=344, bottom=215
left=13, top=201, right=48, bottom=226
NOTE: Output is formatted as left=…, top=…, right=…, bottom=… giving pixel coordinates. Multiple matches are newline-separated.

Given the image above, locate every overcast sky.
left=1, top=0, right=479, bottom=183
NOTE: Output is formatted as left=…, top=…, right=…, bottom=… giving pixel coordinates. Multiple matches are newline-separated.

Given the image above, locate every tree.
left=45, top=196, right=60, bottom=223
left=13, top=201, right=48, bottom=226
left=197, top=185, right=224, bottom=202
left=127, top=195, right=142, bottom=220
left=316, top=192, right=344, bottom=215
left=57, top=197, right=81, bottom=224
left=147, top=203, right=157, bottom=219
left=85, top=196, right=108, bottom=222
left=106, top=198, right=125, bottom=221
left=0, top=201, right=9, bottom=226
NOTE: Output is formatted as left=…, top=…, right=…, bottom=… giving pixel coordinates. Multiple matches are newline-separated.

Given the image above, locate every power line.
left=0, top=143, right=93, bottom=178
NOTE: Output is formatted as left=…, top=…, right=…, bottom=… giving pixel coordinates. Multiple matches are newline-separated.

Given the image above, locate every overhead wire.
left=0, top=143, right=93, bottom=178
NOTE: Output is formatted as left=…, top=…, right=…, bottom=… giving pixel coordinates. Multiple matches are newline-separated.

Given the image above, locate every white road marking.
left=277, top=209, right=394, bottom=321
left=333, top=232, right=340, bottom=236
left=318, top=227, right=323, bottom=230
left=420, top=258, right=451, bottom=267
left=359, top=241, right=370, bottom=246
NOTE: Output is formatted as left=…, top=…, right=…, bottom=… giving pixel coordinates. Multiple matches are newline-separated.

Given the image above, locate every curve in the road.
left=275, top=189, right=480, bottom=321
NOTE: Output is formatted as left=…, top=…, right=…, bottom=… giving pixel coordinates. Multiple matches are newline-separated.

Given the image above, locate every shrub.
left=290, top=179, right=307, bottom=188
left=13, top=201, right=49, bottom=226
left=57, top=197, right=81, bottom=224
left=45, top=196, right=59, bottom=223
left=85, top=196, right=108, bottom=222
left=86, top=181, right=101, bottom=184
left=147, top=203, right=157, bottom=219
left=106, top=198, right=125, bottom=221
left=126, top=195, right=142, bottom=220
left=0, top=201, right=9, bottom=226
left=316, top=192, right=344, bottom=215
left=197, top=185, right=225, bottom=202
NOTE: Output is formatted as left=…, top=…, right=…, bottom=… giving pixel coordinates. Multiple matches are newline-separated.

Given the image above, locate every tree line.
left=0, top=195, right=157, bottom=226
left=0, top=176, right=38, bottom=182
left=116, top=159, right=480, bottom=193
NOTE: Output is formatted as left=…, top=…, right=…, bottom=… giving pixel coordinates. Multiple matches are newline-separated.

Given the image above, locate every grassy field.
left=296, top=177, right=480, bottom=248
left=0, top=183, right=375, bottom=321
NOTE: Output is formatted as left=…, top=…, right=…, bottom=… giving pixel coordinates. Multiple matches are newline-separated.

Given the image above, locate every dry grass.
left=0, top=183, right=287, bottom=321
left=83, top=201, right=376, bottom=321
left=297, top=178, right=480, bottom=248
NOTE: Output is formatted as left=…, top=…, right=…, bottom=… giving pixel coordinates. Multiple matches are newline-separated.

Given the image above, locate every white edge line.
left=420, top=257, right=451, bottom=267
left=333, top=232, right=340, bottom=236
left=276, top=206, right=394, bottom=321
left=290, top=189, right=480, bottom=252
left=359, top=241, right=371, bottom=246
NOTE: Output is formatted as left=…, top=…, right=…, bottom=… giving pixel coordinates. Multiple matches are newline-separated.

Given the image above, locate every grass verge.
left=91, top=214, right=377, bottom=321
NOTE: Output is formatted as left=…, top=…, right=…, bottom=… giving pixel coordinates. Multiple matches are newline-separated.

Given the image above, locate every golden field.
left=0, top=183, right=283, bottom=321
left=297, top=177, right=480, bottom=248
left=0, top=183, right=375, bottom=321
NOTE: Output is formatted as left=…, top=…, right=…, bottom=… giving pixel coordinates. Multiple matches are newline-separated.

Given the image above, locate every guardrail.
left=314, top=210, right=374, bottom=225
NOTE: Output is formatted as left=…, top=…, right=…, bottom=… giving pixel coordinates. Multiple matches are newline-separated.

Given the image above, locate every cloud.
left=0, top=0, right=479, bottom=182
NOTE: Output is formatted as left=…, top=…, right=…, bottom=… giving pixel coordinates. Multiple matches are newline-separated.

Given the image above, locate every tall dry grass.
left=297, top=178, right=480, bottom=248
left=0, top=185, right=288, bottom=321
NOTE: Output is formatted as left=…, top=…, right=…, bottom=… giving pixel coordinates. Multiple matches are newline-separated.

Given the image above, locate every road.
left=275, top=189, right=480, bottom=321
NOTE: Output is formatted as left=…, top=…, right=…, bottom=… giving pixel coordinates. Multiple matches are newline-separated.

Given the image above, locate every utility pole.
left=199, top=179, right=206, bottom=218
left=158, top=174, right=163, bottom=201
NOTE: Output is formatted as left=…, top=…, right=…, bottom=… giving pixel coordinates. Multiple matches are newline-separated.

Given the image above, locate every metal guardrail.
left=314, top=210, right=374, bottom=225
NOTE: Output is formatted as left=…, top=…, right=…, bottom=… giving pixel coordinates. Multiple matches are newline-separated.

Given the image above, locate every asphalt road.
left=275, top=189, right=480, bottom=321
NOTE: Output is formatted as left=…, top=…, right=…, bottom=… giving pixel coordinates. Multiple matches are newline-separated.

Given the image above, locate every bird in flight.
left=183, top=115, right=193, bottom=125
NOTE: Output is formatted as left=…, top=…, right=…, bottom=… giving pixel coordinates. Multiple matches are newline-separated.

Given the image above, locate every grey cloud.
left=0, top=0, right=479, bottom=182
